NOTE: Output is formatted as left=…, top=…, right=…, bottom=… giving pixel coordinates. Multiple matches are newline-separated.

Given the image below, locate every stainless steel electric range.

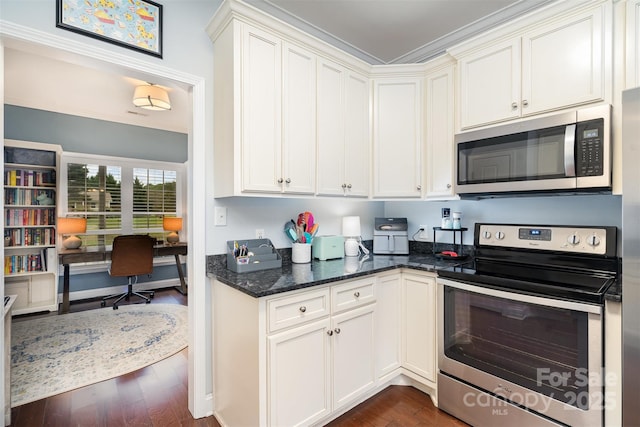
left=437, top=223, right=619, bottom=427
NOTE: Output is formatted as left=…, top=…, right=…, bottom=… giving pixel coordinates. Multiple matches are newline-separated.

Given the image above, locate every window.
left=60, top=153, right=183, bottom=248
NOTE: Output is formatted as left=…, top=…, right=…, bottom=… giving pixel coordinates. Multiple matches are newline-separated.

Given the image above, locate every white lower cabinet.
left=268, top=318, right=331, bottom=427
left=212, top=271, right=438, bottom=426
left=402, top=272, right=437, bottom=383
left=375, top=273, right=402, bottom=380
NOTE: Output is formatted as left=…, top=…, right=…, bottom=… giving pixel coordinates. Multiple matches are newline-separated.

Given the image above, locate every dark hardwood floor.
left=10, top=288, right=467, bottom=427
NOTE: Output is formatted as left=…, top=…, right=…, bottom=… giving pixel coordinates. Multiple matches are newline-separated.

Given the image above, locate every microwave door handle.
left=564, top=124, right=577, bottom=177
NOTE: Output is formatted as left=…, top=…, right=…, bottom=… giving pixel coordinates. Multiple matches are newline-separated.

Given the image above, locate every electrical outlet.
left=417, top=225, right=430, bottom=241
left=255, top=229, right=265, bottom=239
left=214, top=206, right=227, bottom=226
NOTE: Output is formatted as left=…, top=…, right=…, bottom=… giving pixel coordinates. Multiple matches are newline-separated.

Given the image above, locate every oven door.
left=437, top=278, right=605, bottom=427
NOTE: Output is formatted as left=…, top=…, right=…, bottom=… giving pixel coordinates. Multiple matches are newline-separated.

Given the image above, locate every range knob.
left=495, top=231, right=505, bottom=240
left=482, top=230, right=492, bottom=240
left=587, top=234, right=601, bottom=247
left=568, top=234, right=581, bottom=245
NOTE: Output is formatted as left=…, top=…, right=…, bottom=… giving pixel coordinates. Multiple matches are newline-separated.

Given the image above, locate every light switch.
left=215, top=206, right=227, bottom=226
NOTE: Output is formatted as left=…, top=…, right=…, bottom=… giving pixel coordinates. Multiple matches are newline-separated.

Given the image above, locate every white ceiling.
left=246, top=0, right=552, bottom=64
left=4, top=0, right=552, bottom=132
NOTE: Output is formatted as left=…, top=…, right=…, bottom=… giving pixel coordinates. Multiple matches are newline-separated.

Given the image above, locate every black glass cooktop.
left=438, top=251, right=619, bottom=304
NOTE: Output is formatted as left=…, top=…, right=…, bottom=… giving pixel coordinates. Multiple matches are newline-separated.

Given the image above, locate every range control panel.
left=477, top=224, right=610, bottom=255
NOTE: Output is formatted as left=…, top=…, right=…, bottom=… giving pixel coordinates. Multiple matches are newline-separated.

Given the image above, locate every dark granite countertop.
left=206, top=240, right=622, bottom=302
left=207, top=252, right=465, bottom=298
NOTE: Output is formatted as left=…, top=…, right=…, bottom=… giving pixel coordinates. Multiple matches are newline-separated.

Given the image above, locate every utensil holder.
left=292, top=243, right=311, bottom=263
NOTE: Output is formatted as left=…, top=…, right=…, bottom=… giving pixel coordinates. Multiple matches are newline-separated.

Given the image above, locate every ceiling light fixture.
left=132, top=83, right=171, bottom=111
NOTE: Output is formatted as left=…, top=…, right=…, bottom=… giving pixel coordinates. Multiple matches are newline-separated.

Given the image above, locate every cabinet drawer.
left=331, top=278, right=376, bottom=313
left=268, top=288, right=330, bottom=332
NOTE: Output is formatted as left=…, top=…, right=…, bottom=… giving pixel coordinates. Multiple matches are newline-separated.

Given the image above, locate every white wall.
left=386, top=194, right=622, bottom=246
left=210, top=198, right=384, bottom=253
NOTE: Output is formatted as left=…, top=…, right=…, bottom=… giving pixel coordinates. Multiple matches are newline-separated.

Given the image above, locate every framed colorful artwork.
left=56, top=0, right=163, bottom=58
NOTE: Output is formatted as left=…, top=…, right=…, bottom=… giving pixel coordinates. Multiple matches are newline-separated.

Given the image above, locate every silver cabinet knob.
left=511, top=102, right=518, bottom=110
left=347, top=184, right=352, bottom=189
left=285, top=178, right=291, bottom=184
left=334, top=328, right=341, bottom=334
left=327, top=330, right=333, bottom=336
left=417, top=185, right=421, bottom=190
left=354, top=291, right=360, bottom=298
left=522, top=100, right=529, bottom=107
left=446, top=183, right=452, bottom=189
left=341, top=183, right=347, bottom=189
left=277, top=178, right=284, bottom=184
left=299, top=306, right=306, bottom=313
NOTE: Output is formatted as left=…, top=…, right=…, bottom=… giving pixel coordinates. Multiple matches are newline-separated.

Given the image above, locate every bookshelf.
left=4, top=140, right=61, bottom=315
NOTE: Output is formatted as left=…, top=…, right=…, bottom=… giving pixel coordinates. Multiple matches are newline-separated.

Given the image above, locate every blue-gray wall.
left=4, top=105, right=188, bottom=293
left=5, top=105, right=187, bottom=162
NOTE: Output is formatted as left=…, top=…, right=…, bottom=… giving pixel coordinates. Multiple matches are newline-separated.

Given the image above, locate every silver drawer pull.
left=299, top=306, right=307, bottom=313
left=354, top=291, right=360, bottom=298
left=334, top=328, right=341, bottom=334
left=327, top=330, right=333, bottom=336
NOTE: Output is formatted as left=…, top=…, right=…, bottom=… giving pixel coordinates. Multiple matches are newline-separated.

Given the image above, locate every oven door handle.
left=437, top=278, right=602, bottom=314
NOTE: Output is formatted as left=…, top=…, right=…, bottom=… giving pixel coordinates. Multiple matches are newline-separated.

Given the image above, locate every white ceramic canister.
left=292, top=242, right=311, bottom=263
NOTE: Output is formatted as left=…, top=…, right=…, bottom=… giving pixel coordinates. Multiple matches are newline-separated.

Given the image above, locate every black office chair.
left=101, top=234, right=156, bottom=310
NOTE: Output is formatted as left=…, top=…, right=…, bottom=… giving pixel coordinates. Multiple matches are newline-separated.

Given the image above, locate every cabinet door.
left=332, top=304, right=376, bottom=410
left=627, top=0, right=640, bottom=89
left=372, top=78, right=423, bottom=198
left=458, top=39, right=521, bottom=129
left=402, top=273, right=437, bottom=382
left=376, top=274, right=401, bottom=380
left=425, top=64, right=456, bottom=199
left=268, top=318, right=331, bottom=427
left=241, top=24, right=282, bottom=193
left=30, top=274, right=56, bottom=308
left=317, top=58, right=347, bottom=196
left=282, top=42, right=316, bottom=194
left=5, top=280, right=29, bottom=311
left=343, top=72, right=370, bottom=197
left=522, top=6, right=605, bottom=116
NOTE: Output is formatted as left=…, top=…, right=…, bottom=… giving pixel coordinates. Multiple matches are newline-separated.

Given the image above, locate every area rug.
left=10, top=303, right=188, bottom=407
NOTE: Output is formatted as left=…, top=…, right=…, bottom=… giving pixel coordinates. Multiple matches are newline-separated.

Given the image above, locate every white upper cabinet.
left=372, top=77, right=423, bottom=198
left=211, top=21, right=317, bottom=196
left=455, top=2, right=610, bottom=130
left=425, top=60, right=457, bottom=199
left=282, top=42, right=317, bottom=194
left=240, top=25, right=283, bottom=193
left=627, top=0, right=640, bottom=88
left=458, top=39, right=521, bottom=128
left=317, top=58, right=370, bottom=197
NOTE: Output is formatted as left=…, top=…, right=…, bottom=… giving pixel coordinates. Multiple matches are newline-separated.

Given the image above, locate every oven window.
left=443, top=286, right=590, bottom=409
left=457, top=125, right=569, bottom=184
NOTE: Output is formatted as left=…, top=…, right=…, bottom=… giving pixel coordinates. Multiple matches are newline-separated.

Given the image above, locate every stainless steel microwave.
left=455, top=104, right=611, bottom=197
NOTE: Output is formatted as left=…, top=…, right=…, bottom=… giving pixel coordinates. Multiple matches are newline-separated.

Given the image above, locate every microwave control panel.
left=575, top=118, right=604, bottom=177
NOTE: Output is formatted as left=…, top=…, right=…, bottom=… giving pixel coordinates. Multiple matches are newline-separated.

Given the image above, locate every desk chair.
left=101, top=234, right=156, bottom=310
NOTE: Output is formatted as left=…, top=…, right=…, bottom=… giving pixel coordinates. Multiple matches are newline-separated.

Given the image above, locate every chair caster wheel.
left=101, top=301, right=106, bottom=307
left=150, top=293, right=155, bottom=299
left=146, top=300, right=151, bottom=304
left=113, top=305, right=118, bottom=310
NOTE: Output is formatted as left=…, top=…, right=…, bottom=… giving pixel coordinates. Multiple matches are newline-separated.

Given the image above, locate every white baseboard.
left=59, top=278, right=182, bottom=303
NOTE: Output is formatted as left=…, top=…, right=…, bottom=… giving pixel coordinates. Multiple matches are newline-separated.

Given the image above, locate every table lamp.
left=163, top=217, right=182, bottom=244
left=58, top=217, right=87, bottom=249
left=342, top=216, right=361, bottom=257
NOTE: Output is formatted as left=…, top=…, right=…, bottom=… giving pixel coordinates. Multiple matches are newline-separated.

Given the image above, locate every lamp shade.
left=163, top=217, right=183, bottom=232
left=342, top=216, right=361, bottom=237
left=57, top=217, right=87, bottom=235
left=163, top=217, right=182, bottom=244
left=133, top=84, right=171, bottom=111
left=58, top=217, right=87, bottom=249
